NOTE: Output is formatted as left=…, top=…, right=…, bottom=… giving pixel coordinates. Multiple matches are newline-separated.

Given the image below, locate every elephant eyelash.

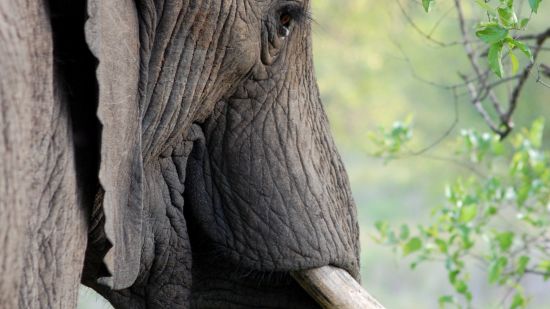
left=279, top=4, right=312, bottom=25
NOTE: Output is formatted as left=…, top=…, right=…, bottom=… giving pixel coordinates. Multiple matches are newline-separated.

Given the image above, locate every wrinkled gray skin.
left=0, top=0, right=359, bottom=308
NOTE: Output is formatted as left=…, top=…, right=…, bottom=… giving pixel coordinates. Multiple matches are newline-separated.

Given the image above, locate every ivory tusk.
left=291, top=266, right=386, bottom=309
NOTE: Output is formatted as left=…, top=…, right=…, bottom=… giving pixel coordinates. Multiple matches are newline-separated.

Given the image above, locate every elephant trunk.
left=292, top=266, right=385, bottom=309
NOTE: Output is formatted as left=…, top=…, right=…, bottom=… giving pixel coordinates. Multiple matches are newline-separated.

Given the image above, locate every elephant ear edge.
left=84, top=0, right=143, bottom=290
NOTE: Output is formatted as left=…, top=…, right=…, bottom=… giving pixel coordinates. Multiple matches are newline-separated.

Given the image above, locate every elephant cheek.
left=183, top=102, right=359, bottom=279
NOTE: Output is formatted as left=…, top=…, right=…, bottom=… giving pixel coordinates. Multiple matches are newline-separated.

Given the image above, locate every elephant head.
left=75, top=0, right=360, bottom=307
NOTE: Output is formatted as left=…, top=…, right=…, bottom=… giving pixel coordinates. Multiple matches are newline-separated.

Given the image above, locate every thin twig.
left=396, top=0, right=467, bottom=47
left=454, top=0, right=510, bottom=137
left=537, top=64, right=550, bottom=88
left=408, top=87, right=460, bottom=156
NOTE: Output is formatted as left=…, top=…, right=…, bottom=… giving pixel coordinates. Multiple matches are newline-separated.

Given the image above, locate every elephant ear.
left=85, top=0, right=143, bottom=289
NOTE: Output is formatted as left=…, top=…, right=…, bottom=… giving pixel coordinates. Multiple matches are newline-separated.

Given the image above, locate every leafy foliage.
left=373, top=119, right=550, bottom=308
left=367, top=115, right=413, bottom=162
left=423, top=0, right=435, bottom=12
left=472, top=0, right=538, bottom=77
left=423, top=0, right=542, bottom=78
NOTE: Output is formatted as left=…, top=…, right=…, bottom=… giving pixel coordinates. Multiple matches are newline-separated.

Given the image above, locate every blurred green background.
left=79, top=1, right=550, bottom=308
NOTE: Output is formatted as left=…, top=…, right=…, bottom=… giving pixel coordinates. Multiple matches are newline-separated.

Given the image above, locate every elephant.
left=0, top=0, right=368, bottom=308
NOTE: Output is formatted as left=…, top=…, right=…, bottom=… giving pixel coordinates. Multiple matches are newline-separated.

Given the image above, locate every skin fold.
left=0, top=0, right=359, bottom=308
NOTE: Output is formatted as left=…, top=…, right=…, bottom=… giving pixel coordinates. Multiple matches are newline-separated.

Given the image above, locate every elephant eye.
left=279, top=13, right=292, bottom=37
left=276, top=4, right=308, bottom=38
left=280, top=13, right=291, bottom=27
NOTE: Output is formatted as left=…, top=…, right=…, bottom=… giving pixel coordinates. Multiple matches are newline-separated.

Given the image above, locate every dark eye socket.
left=278, top=4, right=307, bottom=28
left=277, top=4, right=307, bottom=38
left=280, top=13, right=292, bottom=28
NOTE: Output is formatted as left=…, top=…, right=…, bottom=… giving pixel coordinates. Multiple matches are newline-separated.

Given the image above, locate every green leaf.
left=448, top=270, right=459, bottom=284
left=488, top=257, right=508, bottom=284
left=435, top=238, right=448, bottom=253
left=422, top=0, right=434, bottom=12
left=537, top=260, right=550, bottom=280
left=513, top=39, right=534, bottom=61
left=516, top=182, right=531, bottom=206
left=510, top=51, right=519, bottom=75
left=519, top=18, right=530, bottom=28
left=497, top=7, right=518, bottom=27
left=503, top=0, right=514, bottom=8
left=529, top=0, right=542, bottom=13
left=485, top=206, right=498, bottom=216
left=511, top=292, right=526, bottom=309
left=459, top=204, right=478, bottom=223
left=476, top=23, right=509, bottom=44
left=517, top=256, right=530, bottom=276
left=438, top=295, right=455, bottom=308
left=453, top=280, right=468, bottom=294
left=403, top=237, right=422, bottom=256
left=495, top=231, right=514, bottom=251
left=375, top=221, right=389, bottom=237
left=529, top=117, right=545, bottom=148
left=488, top=42, right=504, bottom=78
